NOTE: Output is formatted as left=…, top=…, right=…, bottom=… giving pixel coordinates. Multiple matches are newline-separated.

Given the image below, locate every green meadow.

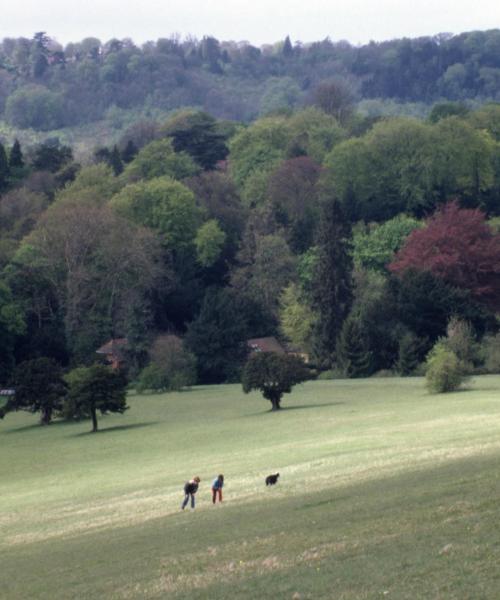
left=1, top=377, right=500, bottom=599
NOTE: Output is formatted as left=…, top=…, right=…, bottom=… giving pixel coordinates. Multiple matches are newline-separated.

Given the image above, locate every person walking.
left=181, top=476, right=200, bottom=510
left=211, top=474, right=224, bottom=504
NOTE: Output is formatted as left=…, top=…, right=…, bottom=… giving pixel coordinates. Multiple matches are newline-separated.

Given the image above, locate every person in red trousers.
left=211, top=474, right=224, bottom=503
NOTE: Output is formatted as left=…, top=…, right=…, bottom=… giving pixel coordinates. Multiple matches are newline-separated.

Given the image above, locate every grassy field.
left=1, top=376, right=500, bottom=599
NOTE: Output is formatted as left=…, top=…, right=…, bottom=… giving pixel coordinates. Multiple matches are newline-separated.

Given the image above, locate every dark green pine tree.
left=336, top=313, right=374, bottom=378
left=311, top=197, right=353, bottom=367
left=121, top=139, right=138, bottom=164
left=110, top=145, right=124, bottom=175
left=396, top=331, right=426, bottom=375
left=9, top=139, right=24, bottom=168
left=0, top=141, right=10, bottom=191
left=282, top=35, right=293, bottom=58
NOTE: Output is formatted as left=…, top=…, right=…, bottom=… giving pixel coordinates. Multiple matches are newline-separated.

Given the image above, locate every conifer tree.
left=9, top=139, right=24, bottom=168
left=121, top=139, right=138, bottom=163
left=0, top=141, right=10, bottom=191
left=110, top=145, right=124, bottom=175
left=311, top=197, right=353, bottom=367
left=337, top=314, right=374, bottom=377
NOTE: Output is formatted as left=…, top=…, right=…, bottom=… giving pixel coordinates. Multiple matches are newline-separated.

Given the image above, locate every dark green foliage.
left=185, top=288, right=250, bottom=383
left=0, top=142, right=10, bottom=191
left=311, top=198, right=353, bottom=367
left=396, top=332, right=426, bottom=375
left=163, top=111, right=229, bottom=170
left=0, top=281, right=25, bottom=381
left=109, top=145, right=124, bottom=176
left=0, top=358, right=67, bottom=425
left=65, top=364, right=128, bottom=432
left=242, top=351, right=309, bottom=410
left=428, top=102, right=469, bottom=123
left=31, top=141, right=73, bottom=172
left=389, top=270, right=494, bottom=352
left=9, top=139, right=24, bottom=168
left=121, top=140, right=138, bottom=163
left=336, top=314, right=374, bottom=378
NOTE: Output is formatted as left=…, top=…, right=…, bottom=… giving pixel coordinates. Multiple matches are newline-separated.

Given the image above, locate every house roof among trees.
left=247, top=337, right=286, bottom=354
left=96, top=338, right=128, bottom=358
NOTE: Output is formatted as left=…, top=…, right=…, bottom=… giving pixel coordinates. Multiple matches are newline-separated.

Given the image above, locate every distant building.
left=247, top=336, right=286, bottom=355
left=96, top=338, right=128, bottom=370
left=247, top=336, right=310, bottom=363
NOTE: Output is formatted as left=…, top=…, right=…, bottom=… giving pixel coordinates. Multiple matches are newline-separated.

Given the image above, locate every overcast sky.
left=2, top=0, right=499, bottom=47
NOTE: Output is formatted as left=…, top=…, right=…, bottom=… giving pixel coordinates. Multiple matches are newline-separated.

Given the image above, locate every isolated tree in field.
left=66, top=364, right=128, bottom=432
left=425, top=341, right=467, bottom=393
left=0, top=358, right=67, bottom=425
left=242, top=352, right=309, bottom=411
left=390, top=201, right=500, bottom=311
left=311, top=197, right=353, bottom=366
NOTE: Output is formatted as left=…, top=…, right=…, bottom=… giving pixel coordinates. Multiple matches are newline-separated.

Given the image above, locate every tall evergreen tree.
left=121, top=139, right=138, bottom=164
left=0, top=142, right=10, bottom=191
left=110, top=145, right=124, bottom=175
left=9, top=139, right=24, bottom=168
left=311, top=197, right=353, bottom=367
left=336, top=313, right=374, bottom=377
left=282, top=36, right=293, bottom=58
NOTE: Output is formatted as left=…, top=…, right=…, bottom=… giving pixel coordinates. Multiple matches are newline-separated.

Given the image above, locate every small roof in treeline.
left=247, top=337, right=286, bottom=354
left=96, top=338, right=128, bottom=356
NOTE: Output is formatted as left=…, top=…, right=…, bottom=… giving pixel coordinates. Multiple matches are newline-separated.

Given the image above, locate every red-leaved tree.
left=389, top=201, right=500, bottom=311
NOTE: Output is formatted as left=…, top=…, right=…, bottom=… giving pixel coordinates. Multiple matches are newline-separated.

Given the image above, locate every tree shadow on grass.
left=243, top=401, right=345, bottom=417
left=72, top=421, right=159, bottom=437
left=2, top=419, right=81, bottom=434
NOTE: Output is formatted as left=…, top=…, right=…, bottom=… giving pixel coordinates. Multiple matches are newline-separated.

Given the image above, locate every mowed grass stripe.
left=1, top=376, right=500, bottom=599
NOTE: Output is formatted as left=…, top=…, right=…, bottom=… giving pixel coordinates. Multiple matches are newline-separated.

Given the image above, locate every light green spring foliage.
left=425, top=341, right=467, bottom=393
left=323, top=116, right=497, bottom=217
left=195, top=219, right=226, bottom=267
left=121, top=137, right=199, bottom=183
left=55, top=163, right=122, bottom=207
left=480, top=333, right=500, bottom=373
left=229, top=109, right=346, bottom=205
left=0, top=280, right=25, bottom=338
left=467, top=102, right=500, bottom=141
left=279, top=282, right=316, bottom=352
left=110, top=176, right=201, bottom=251
left=353, top=214, right=422, bottom=271
left=259, top=77, right=301, bottom=116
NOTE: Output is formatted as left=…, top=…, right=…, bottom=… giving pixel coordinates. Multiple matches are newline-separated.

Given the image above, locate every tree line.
left=1, top=103, right=500, bottom=424
left=0, top=29, right=499, bottom=131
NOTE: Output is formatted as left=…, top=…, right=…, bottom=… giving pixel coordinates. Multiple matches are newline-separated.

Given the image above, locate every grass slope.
left=1, top=377, right=500, bottom=599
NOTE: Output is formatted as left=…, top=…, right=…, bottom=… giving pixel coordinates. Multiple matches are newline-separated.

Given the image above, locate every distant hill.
left=0, top=29, right=499, bottom=133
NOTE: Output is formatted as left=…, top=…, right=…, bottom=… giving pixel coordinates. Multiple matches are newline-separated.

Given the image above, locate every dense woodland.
left=1, top=30, right=500, bottom=401
left=0, top=30, right=500, bottom=131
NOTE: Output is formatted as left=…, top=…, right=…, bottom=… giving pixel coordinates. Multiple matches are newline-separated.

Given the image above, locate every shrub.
left=480, top=333, right=500, bottom=373
left=425, top=341, right=467, bottom=393
left=136, top=334, right=197, bottom=393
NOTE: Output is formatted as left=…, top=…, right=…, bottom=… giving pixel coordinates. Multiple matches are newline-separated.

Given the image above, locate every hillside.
left=2, top=378, right=500, bottom=598
left=0, top=29, right=499, bottom=139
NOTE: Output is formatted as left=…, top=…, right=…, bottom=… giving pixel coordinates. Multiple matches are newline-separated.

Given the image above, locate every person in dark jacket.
left=211, top=474, right=224, bottom=504
left=181, top=476, right=200, bottom=510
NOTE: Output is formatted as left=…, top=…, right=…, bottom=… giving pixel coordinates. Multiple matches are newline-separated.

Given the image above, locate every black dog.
left=265, top=473, right=280, bottom=486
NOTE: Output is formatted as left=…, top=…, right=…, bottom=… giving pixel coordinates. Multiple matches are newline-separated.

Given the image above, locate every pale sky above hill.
left=2, top=0, right=500, bottom=46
